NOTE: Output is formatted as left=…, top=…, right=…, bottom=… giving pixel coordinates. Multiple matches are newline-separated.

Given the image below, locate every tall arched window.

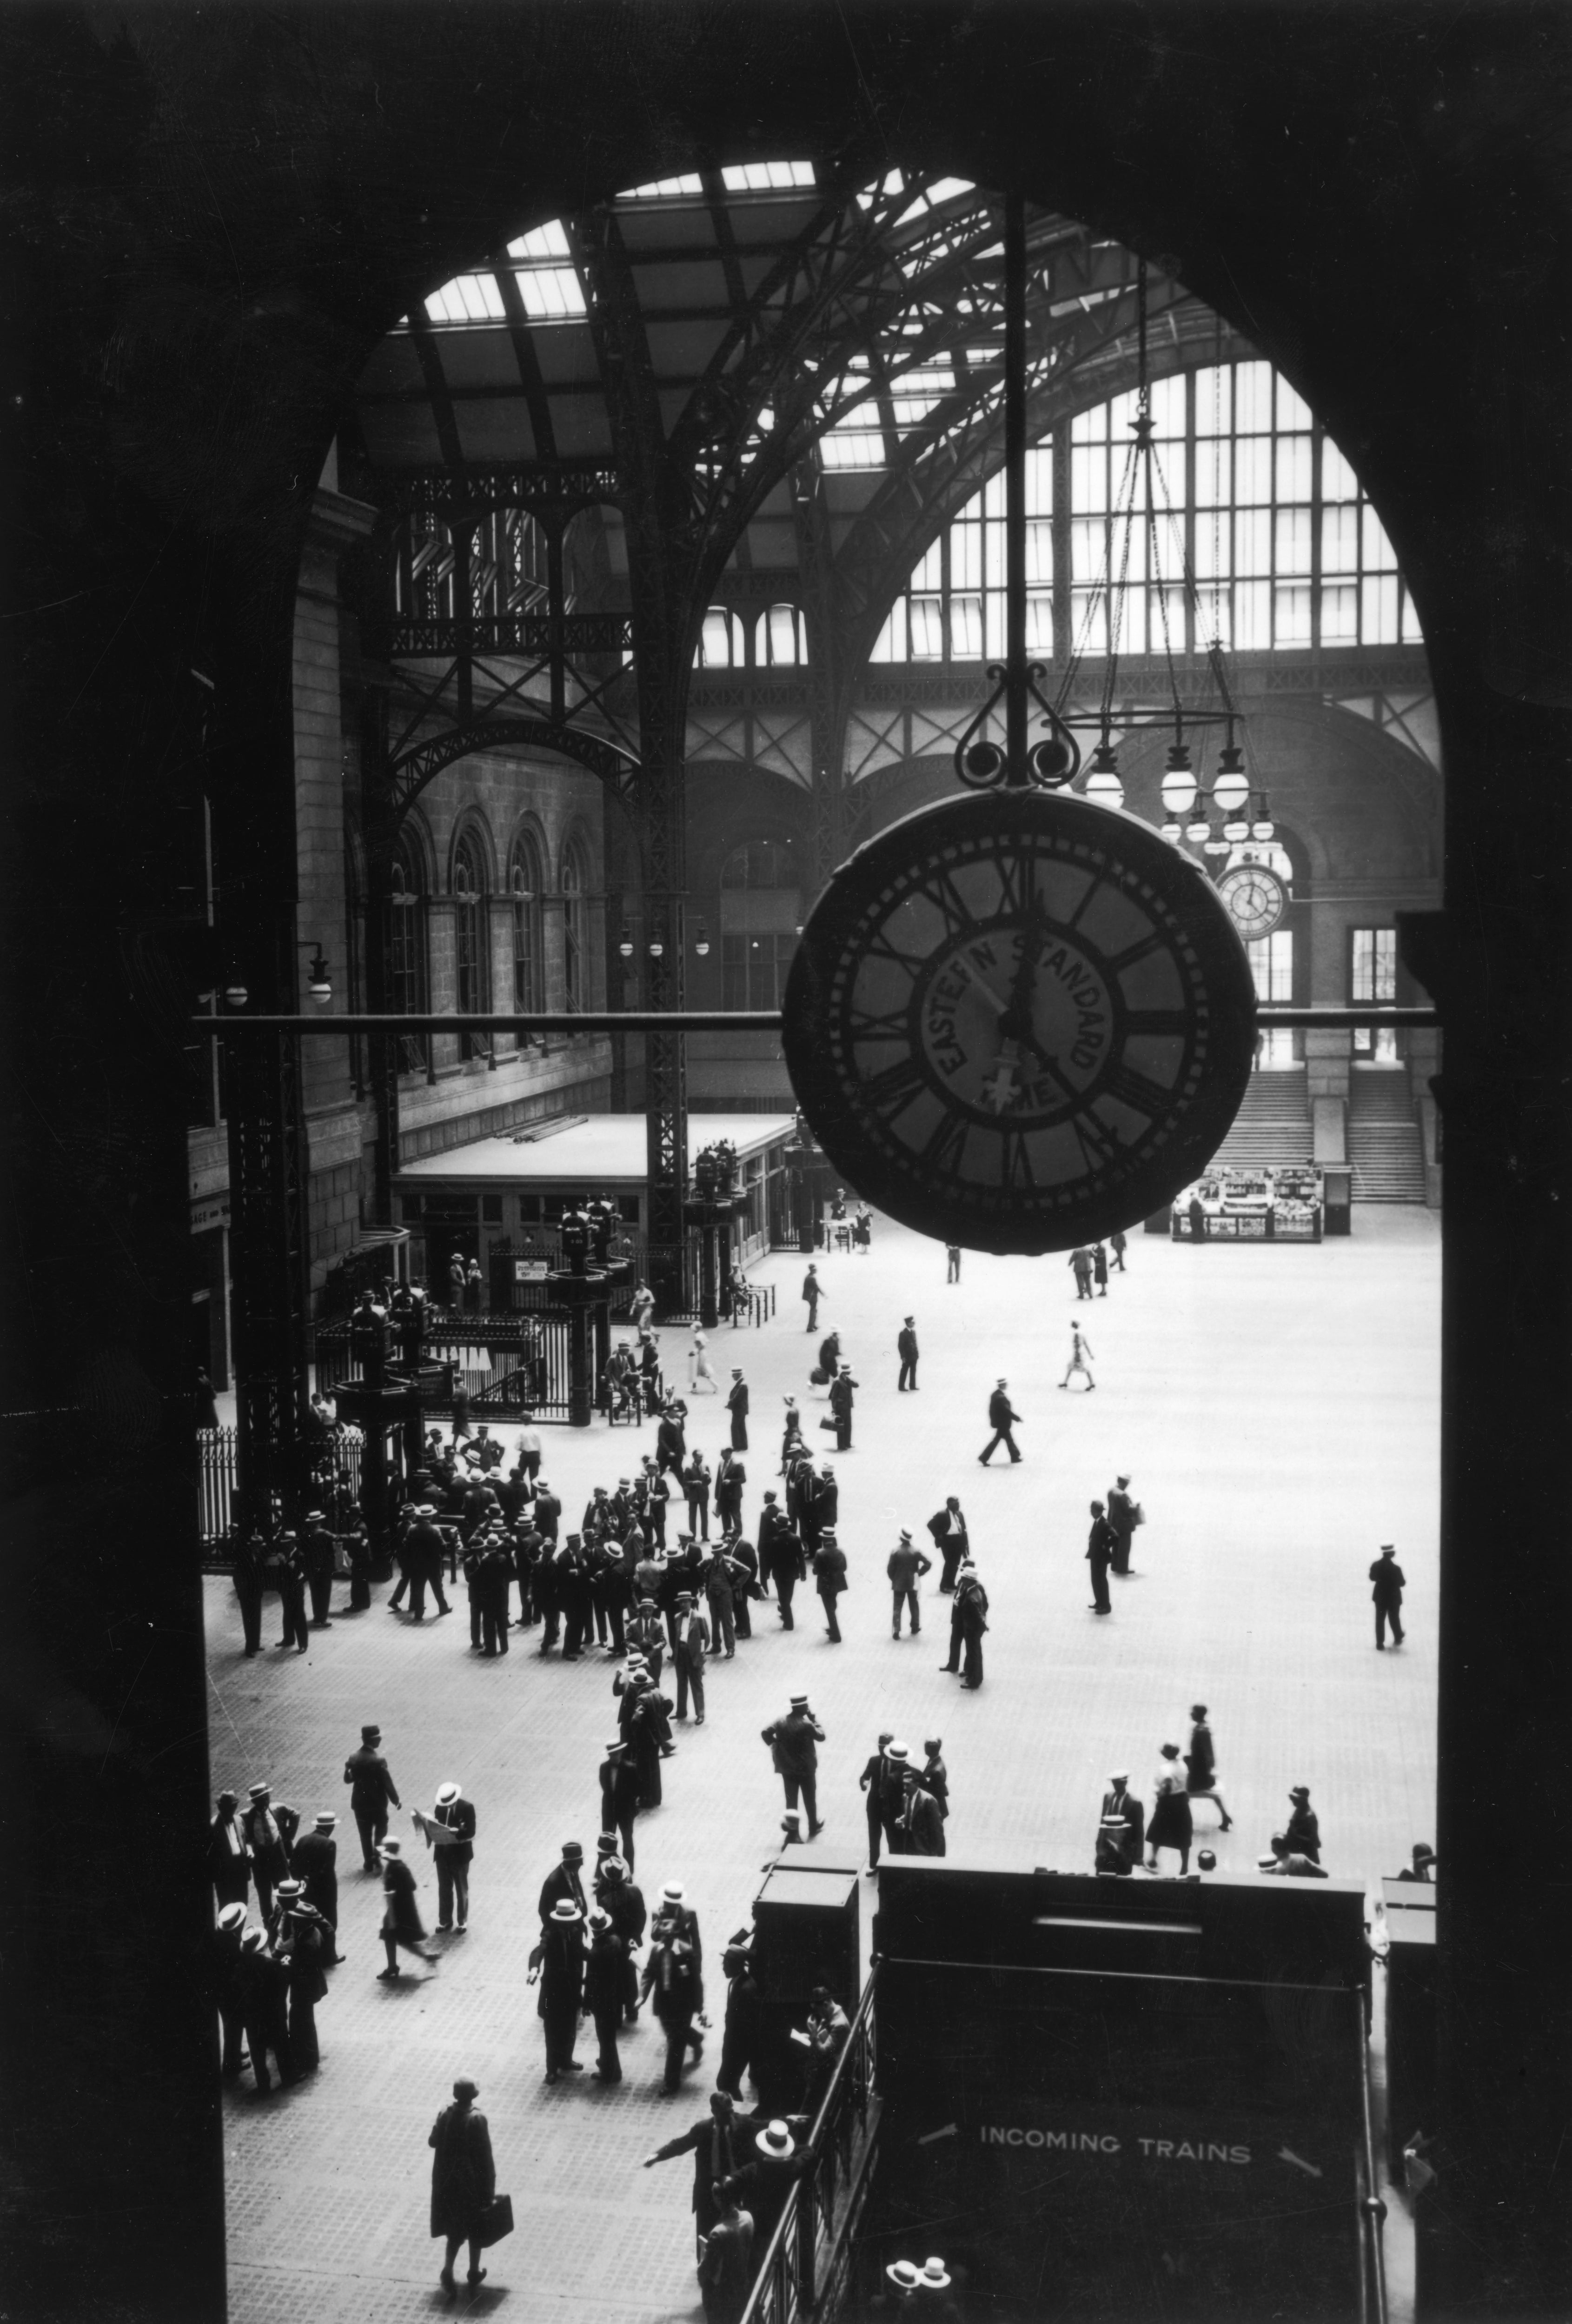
left=695, top=606, right=746, bottom=668
left=389, top=835, right=429, bottom=1073
left=755, top=604, right=808, bottom=667
left=561, top=833, right=590, bottom=1014
left=510, top=831, right=545, bottom=1045
left=452, top=829, right=491, bottom=1060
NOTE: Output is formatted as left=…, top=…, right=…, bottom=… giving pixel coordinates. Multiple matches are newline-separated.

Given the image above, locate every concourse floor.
left=209, top=1207, right=1439, bottom=2323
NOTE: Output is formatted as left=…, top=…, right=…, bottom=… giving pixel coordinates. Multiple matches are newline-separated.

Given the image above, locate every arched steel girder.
left=825, top=306, right=1255, bottom=693
left=386, top=715, right=640, bottom=832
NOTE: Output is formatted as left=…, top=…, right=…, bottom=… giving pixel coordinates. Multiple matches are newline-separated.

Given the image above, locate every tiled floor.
left=210, top=1207, right=1439, bottom=2320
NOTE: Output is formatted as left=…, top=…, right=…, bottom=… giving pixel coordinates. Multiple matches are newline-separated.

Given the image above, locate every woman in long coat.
left=430, top=2076, right=496, bottom=2295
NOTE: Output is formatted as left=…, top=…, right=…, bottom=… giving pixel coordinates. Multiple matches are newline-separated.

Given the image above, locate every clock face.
left=782, top=789, right=1257, bottom=1253
left=1216, top=861, right=1288, bottom=942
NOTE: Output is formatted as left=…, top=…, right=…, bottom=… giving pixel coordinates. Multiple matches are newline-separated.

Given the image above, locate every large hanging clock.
left=1216, top=860, right=1288, bottom=943
left=781, top=787, right=1257, bottom=1253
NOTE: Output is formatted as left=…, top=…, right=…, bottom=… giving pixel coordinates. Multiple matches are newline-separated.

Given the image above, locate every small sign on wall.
left=514, top=1259, right=550, bottom=1283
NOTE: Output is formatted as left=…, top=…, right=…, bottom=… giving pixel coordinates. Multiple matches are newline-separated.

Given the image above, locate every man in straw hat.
left=528, top=1898, right=587, bottom=2082
left=207, top=1900, right=250, bottom=2081
left=239, top=1782, right=296, bottom=1920
left=290, top=1811, right=344, bottom=1960
left=643, top=1880, right=705, bottom=2093
left=414, top=1780, right=477, bottom=1932
left=887, top=1529, right=932, bottom=1638
left=584, top=1904, right=630, bottom=2084
left=643, top=2088, right=763, bottom=2244
left=1099, top=1771, right=1144, bottom=1874
left=428, top=2074, right=496, bottom=2297
left=762, top=1696, right=825, bottom=1838
left=722, top=2116, right=814, bottom=2255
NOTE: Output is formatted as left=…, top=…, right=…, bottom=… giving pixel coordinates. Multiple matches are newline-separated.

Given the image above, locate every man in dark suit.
left=1086, top=1501, right=1115, bottom=1614
left=207, top=1790, right=251, bottom=1910
left=302, top=1509, right=337, bottom=1626
left=343, top=1724, right=401, bottom=1871
left=232, top=1530, right=266, bottom=1656
left=955, top=1566, right=989, bottom=1690
left=827, top=1364, right=857, bottom=1452
left=859, top=1735, right=896, bottom=1868
left=682, top=1450, right=712, bottom=1540
left=208, top=1900, right=250, bottom=2079
left=240, top=1784, right=298, bottom=1919
left=899, top=1762, right=947, bottom=1856
left=811, top=1532, right=848, bottom=1645
left=656, top=1405, right=686, bottom=1479
left=727, top=1368, right=750, bottom=1451
left=810, top=1465, right=838, bottom=1542
left=418, top=1780, right=477, bottom=1931
left=714, top=1449, right=746, bottom=1538
left=533, top=1478, right=562, bottom=1542
left=643, top=2090, right=763, bottom=2238
left=763, top=1696, right=825, bottom=1835
left=599, top=1738, right=641, bottom=1870
left=979, top=1380, right=1021, bottom=1465
left=897, top=1316, right=919, bottom=1392
left=1107, top=1476, right=1138, bottom=1576
left=926, top=1498, right=969, bottom=1593
left=1370, top=1544, right=1407, bottom=1647
left=290, top=1811, right=344, bottom=1959
left=537, top=1839, right=589, bottom=1927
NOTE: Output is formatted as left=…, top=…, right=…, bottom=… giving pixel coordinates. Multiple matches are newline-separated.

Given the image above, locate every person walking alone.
left=979, top=1381, right=1022, bottom=1465
left=1370, top=1545, right=1406, bottom=1648
left=1184, top=1706, right=1234, bottom=1830
left=1146, top=1744, right=1193, bottom=1874
left=802, top=1265, right=823, bottom=1332
left=827, top=1363, right=857, bottom=1452
left=1068, top=1246, right=1094, bottom=1299
left=946, top=1244, right=962, bottom=1283
left=1060, top=1323, right=1095, bottom=1391
left=896, top=1318, right=919, bottom=1393
left=1109, top=1228, right=1128, bottom=1272
left=430, top=2077, right=496, bottom=2297
left=377, top=1838, right=440, bottom=1979
left=727, top=1369, right=750, bottom=1451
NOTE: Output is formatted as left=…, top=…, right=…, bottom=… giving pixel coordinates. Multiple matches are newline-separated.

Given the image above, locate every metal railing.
left=729, top=1281, right=777, bottom=1328
left=1357, top=1994, right=1390, bottom=2324
left=197, top=1426, right=364, bottom=1548
left=739, top=1970, right=882, bottom=2324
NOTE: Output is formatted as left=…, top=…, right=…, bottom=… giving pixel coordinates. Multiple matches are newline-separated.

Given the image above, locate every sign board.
left=514, top=1258, right=551, bottom=1283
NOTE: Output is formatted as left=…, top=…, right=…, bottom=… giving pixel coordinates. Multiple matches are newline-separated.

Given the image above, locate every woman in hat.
left=377, top=1838, right=440, bottom=1979
left=1146, top=1744, right=1194, bottom=1875
left=528, top=1898, right=587, bottom=2083
left=429, top=2074, right=496, bottom=2297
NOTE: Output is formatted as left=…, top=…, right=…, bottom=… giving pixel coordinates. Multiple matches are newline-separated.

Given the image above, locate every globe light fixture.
left=1211, top=741, right=1250, bottom=816
left=1082, top=741, right=1124, bottom=809
left=648, top=934, right=664, bottom=959
left=1251, top=795, right=1276, bottom=841
left=618, top=924, right=634, bottom=959
left=306, top=946, right=332, bottom=1005
left=223, top=982, right=249, bottom=1009
left=1160, top=744, right=1198, bottom=818
left=1185, top=809, right=1212, bottom=845
left=1222, top=810, right=1251, bottom=844
left=1160, top=816, right=1184, bottom=843
left=694, top=920, right=710, bottom=958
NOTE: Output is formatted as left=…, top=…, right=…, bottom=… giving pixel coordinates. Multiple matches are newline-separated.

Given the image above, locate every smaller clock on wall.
left=1215, top=861, right=1288, bottom=944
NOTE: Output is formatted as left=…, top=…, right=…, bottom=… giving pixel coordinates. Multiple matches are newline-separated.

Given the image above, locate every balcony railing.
left=739, top=1969, right=882, bottom=2324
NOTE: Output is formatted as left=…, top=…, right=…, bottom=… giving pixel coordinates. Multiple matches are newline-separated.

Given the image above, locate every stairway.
left=1348, top=1067, right=1427, bottom=1200
left=1209, top=1068, right=1313, bottom=1166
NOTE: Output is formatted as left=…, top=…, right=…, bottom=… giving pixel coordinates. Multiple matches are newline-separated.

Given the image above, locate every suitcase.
left=479, top=2194, right=515, bottom=2247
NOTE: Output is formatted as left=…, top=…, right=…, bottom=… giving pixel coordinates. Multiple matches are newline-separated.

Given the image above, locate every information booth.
left=1172, top=1165, right=1326, bottom=1243
left=855, top=1862, right=1379, bottom=2322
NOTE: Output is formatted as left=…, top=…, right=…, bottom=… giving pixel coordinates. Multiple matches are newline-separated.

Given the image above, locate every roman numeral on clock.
left=1106, top=930, right=1165, bottom=975
left=922, top=1113, right=969, bottom=1174
left=859, top=1053, right=929, bottom=1115
left=1098, top=1060, right=1174, bottom=1118
left=1073, top=1110, right=1120, bottom=1166
left=999, top=1129, right=1036, bottom=1189
left=1121, top=1009, right=1189, bottom=1037
left=917, top=871, right=980, bottom=940
left=847, top=1006, right=912, bottom=1044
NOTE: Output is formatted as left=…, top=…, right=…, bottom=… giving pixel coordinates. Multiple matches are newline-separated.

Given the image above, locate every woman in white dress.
left=689, top=1330, right=718, bottom=1392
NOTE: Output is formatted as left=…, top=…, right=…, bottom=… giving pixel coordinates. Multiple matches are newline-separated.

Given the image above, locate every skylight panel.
left=507, top=221, right=572, bottom=261
left=721, top=160, right=816, bottom=192
left=820, top=426, right=888, bottom=470
left=926, top=176, right=976, bottom=206
left=620, top=174, right=705, bottom=200
left=513, top=265, right=586, bottom=320
left=425, top=274, right=505, bottom=324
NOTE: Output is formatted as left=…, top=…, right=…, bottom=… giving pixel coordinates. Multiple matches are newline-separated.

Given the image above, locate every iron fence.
left=739, top=1970, right=882, bottom=2324
left=197, top=1425, right=364, bottom=1547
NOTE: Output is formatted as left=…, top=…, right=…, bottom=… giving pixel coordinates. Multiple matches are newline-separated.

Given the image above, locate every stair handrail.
left=737, top=1967, right=881, bottom=2324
